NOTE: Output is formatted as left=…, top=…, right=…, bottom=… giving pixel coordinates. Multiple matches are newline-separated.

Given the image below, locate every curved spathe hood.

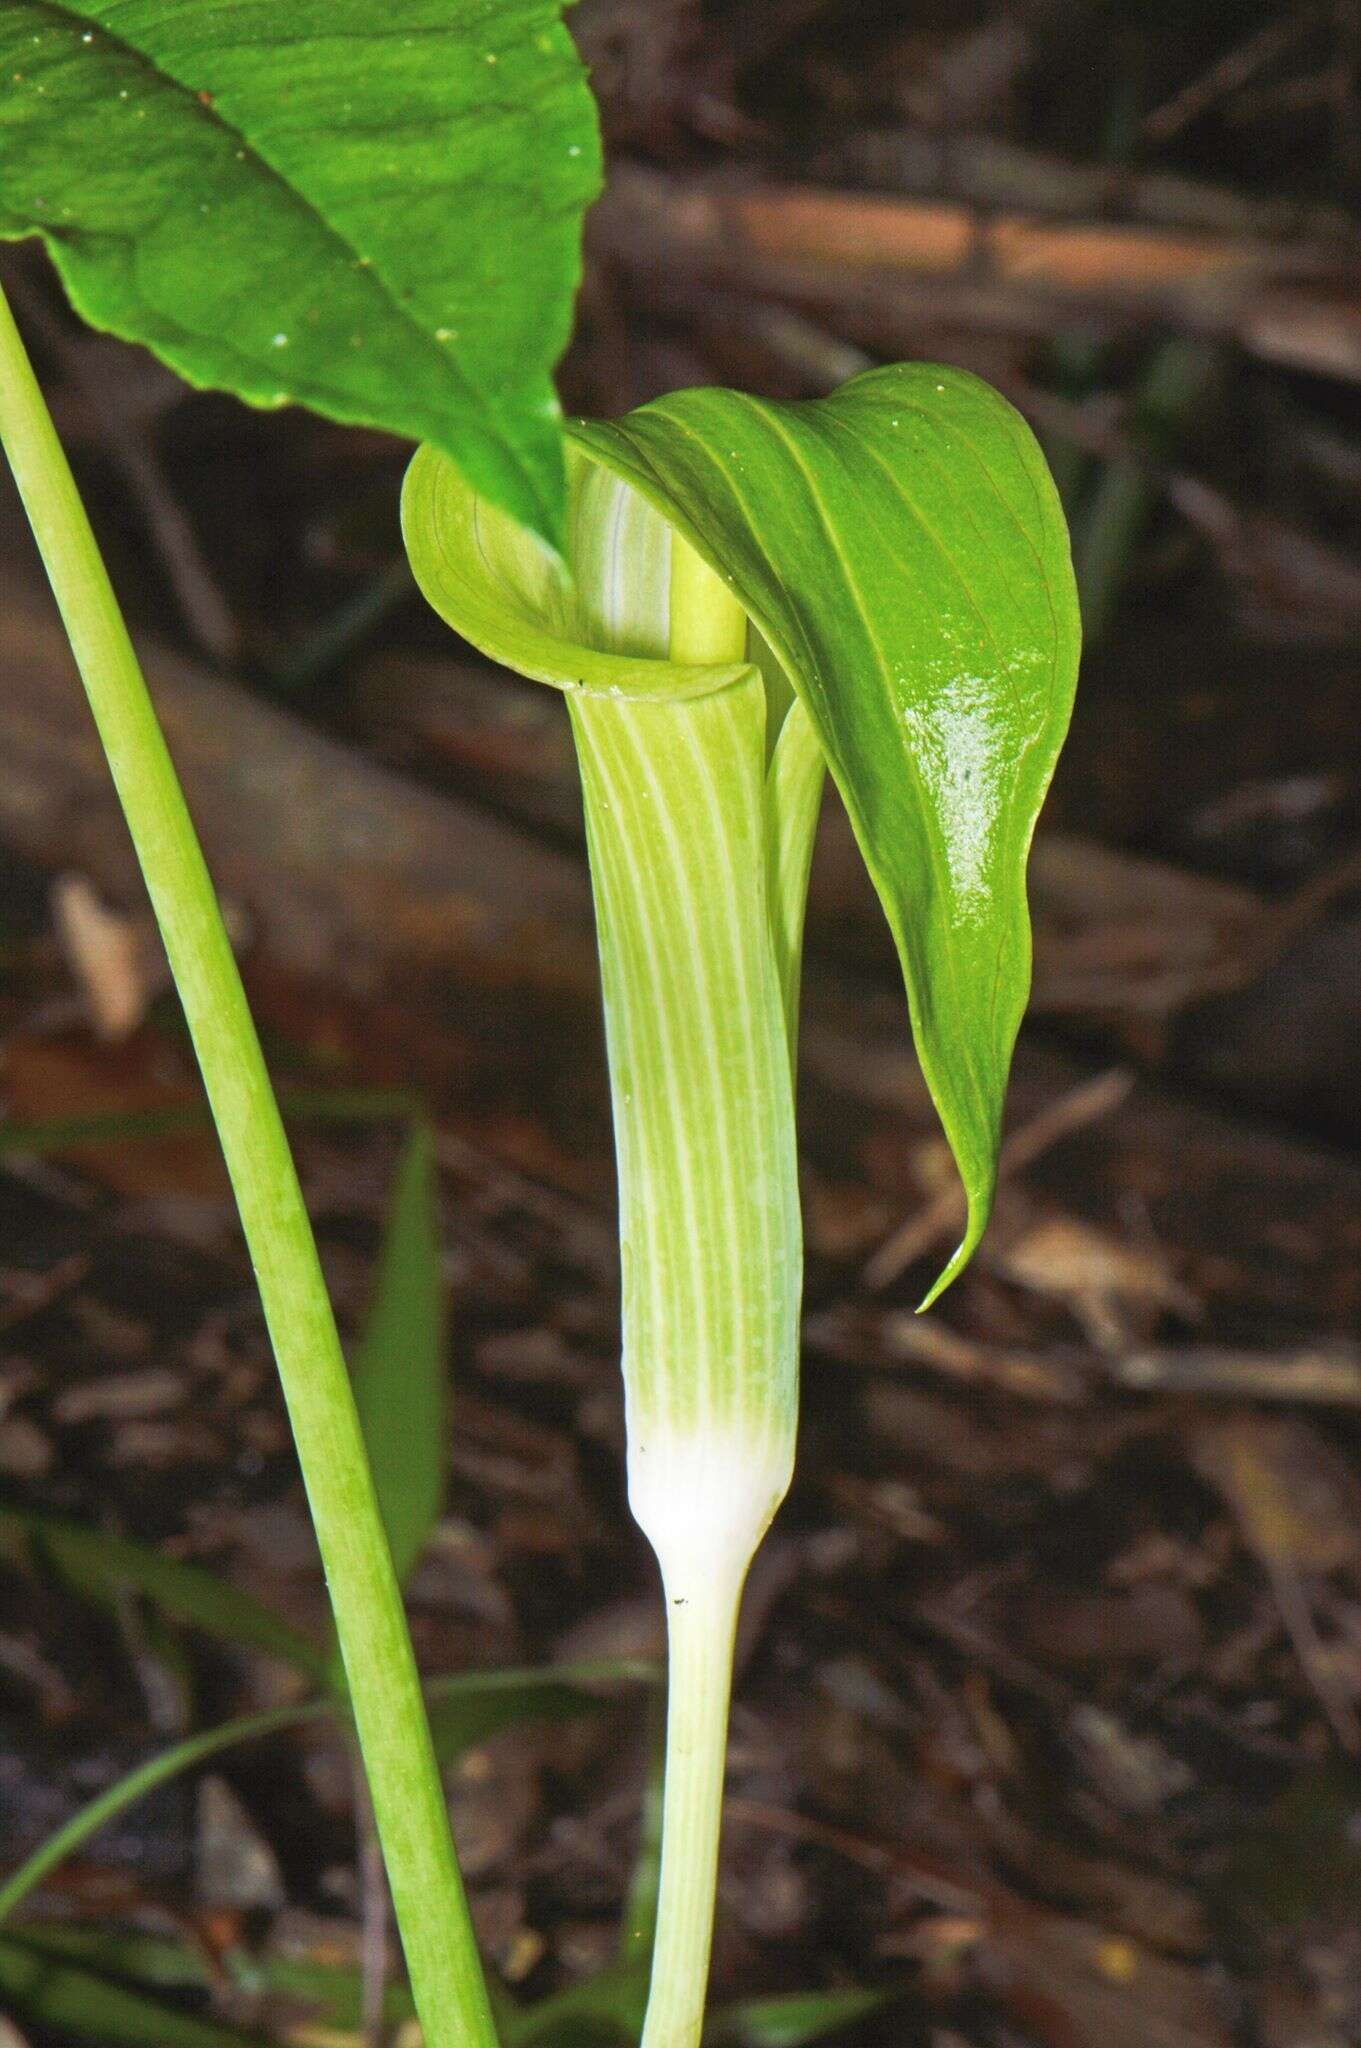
left=403, top=364, right=1080, bottom=1300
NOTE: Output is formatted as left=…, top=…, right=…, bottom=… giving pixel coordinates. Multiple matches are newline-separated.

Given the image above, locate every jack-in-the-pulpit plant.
left=1, top=9, right=1078, bottom=2044
left=404, top=367, right=1081, bottom=2046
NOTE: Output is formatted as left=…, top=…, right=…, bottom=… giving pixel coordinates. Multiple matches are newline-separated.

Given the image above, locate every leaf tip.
left=915, top=1176, right=994, bottom=1312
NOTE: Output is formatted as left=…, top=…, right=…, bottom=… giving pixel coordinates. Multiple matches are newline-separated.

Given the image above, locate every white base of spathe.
left=627, top=1423, right=794, bottom=1608
left=627, top=1424, right=795, bottom=2048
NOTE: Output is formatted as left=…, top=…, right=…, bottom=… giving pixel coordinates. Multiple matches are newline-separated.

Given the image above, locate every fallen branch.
left=0, top=581, right=596, bottom=1040
left=594, top=164, right=1361, bottom=383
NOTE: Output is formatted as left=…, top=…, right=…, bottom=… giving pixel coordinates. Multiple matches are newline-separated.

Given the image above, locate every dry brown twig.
left=593, top=164, right=1361, bottom=384
left=1141, top=8, right=1321, bottom=142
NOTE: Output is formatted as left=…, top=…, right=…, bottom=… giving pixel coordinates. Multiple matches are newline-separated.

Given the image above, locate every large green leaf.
left=350, top=1121, right=447, bottom=1591
left=406, top=366, right=1079, bottom=1296
left=0, top=0, right=600, bottom=545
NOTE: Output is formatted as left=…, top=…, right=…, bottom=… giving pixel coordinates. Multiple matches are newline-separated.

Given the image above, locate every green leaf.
left=0, top=1663, right=649, bottom=1929
left=423, top=1660, right=639, bottom=1764
left=0, top=1935, right=267, bottom=2048
left=0, top=1, right=601, bottom=546
left=403, top=437, right=753, bottom=702
left=14, top=1921, right=418, bottom=2031
left=509, top=1958, right=649, bottom=2047
left=0, top=1505, right=328, bottom=1681
left=571, top=367, right=1080, bottom=1300
left=0, top=1704, right=319, bottom=1927
left=350, top=1121, right=448, bottom=1591
left=507, top=1973, right=889, bottom=2048
left=705, top=1987, right=893, bottom=2047
left=405, top=366, right=1079, bottom=1297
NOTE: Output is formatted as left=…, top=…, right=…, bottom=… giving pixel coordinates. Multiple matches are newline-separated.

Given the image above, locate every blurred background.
left=3, top=4, right=1361, bottom=2045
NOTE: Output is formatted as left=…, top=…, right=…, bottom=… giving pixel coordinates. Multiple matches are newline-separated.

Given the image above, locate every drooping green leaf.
left=0, top=1, right=601, bottom=546
left=405, top=367, right=1079, bottom=1297
left=571, top=367, right=1080, bottom=1299
left=350, top=1121, right=447, bottom=1591
left=0, top=1505, right=327, bottom=1680
left=0, top=1936, right=267, bottom=2048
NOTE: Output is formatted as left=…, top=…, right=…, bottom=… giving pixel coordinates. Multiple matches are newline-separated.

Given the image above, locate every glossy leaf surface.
left=0, top=1, right=600, bottom=545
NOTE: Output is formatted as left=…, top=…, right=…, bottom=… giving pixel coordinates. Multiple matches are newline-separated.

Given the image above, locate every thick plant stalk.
left=569, top=538, right=803, bottom=2048
left=0, top=285, right=498, bottom=2048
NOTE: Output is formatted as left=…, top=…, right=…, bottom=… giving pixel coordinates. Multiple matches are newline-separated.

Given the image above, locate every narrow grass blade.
left=11, top=1920, right=419, bottom=2030
left=705, top=1988, right=893, bottom=2046
left=0, top=1936, right=266, bottom=2048
left=0, top=1663, right=650, bottom=1929
left=425, top=1663, right=640, bottom=1764
left=0, top=1507, right=327, bottom=1683
left=0, top=1704, right=320, bottom=1927
left=0, top=1088, right=420, bottom=1160
left=350, top=1121, right=448, bottom=1591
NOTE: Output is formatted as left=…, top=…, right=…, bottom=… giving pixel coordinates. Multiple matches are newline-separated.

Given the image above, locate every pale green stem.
left=629, top=535, right=776, bottom=2048
left=0, top=285, right=498, bottom=2048
left=642, top=1570, right=744, bottom=2048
